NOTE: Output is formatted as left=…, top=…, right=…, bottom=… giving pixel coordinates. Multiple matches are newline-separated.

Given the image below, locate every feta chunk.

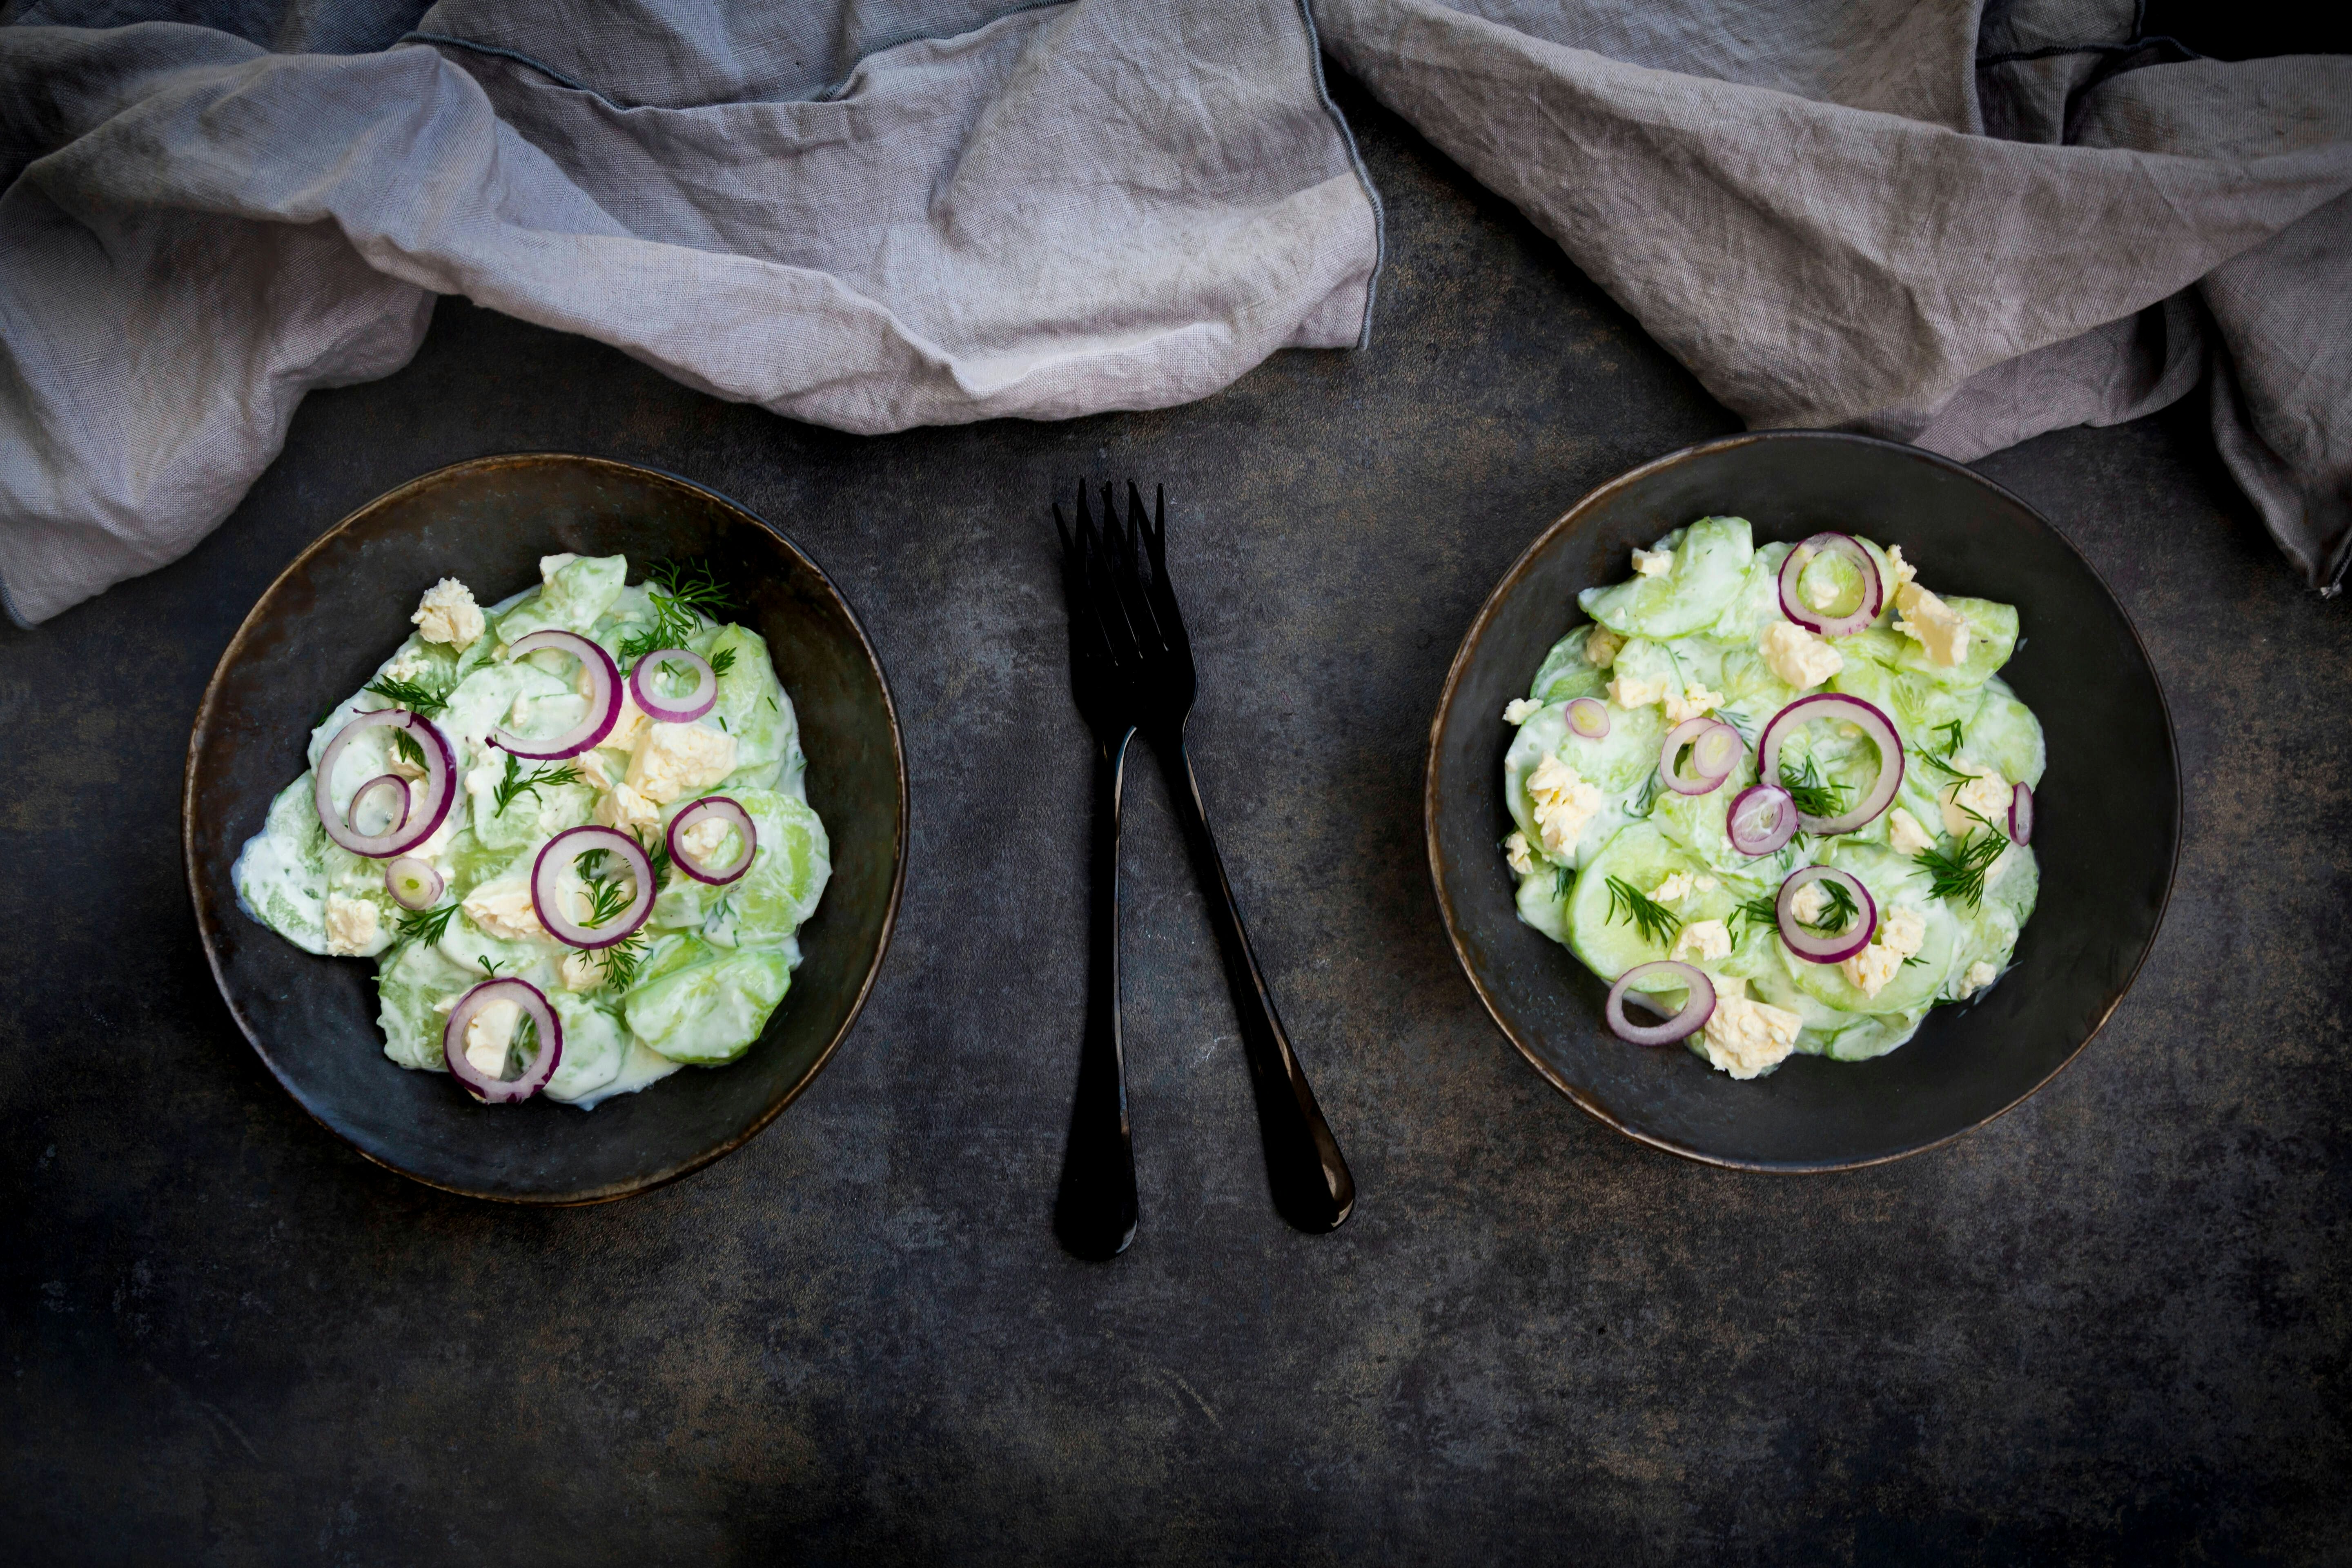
left=1894, top=582, right=1971, bottom=666
left=1671, top=917, right=1732, bottom=966
left=412, top=578, right=485, bottom=650
left=1583, top=626, right=1624, bottom=668
left=1700, top=982, right=1803, bottom=1078
left=1608, top=671, right=1668, bottom=708
left=1840, top=905, right=1927, bottom=999
left=1941, top=768, right=2012, bottom=837
left=624, top=722, right=737, bottom=806
left=1503, top=698, right=1541, bottom=726
left=1806, top=572, right=1840, bottom=610
left=1526, top=754, right=1605, bottom=857
left=677, top=814, right=736, bottom=866
left=604, top=689, right=650, bottom=755
left=1631, top=547, right=1673, bottom=577
left=1957, top=960, right=2000, bottom=998
left=1502, top=831, right=1536, bottom=877
left=1662, top=684, right=1724, bottom=724
left=1887, top=806, right=1935, bottom=857
left=1759, top=621, right=1843, bottom=689
left=593, top=781, right=662, bottom=838
left=461, top=881, right=545, bottom=942
left=463, top=997, right=521, bottom=1077
left=560, top=950, right=604, bottom=993
left=1790, top=879, right=1830, bottom=929
left=323, top=893, right=380, bottom=956
left=1885, top=545, right=1917, bottom=594
left=1650, top=871, right=1697, bottom=904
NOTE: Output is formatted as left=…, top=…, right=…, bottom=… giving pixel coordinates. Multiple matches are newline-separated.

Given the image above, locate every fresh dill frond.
left=363, top=671, right=456, bottom=719
left=1633, top=771, right=1665, bottom=815
left=1732, top=894, right=1780, bottom=935
left=1800, top=874, right=1861, bottom=935
left=575, top=848, right=649, bottom=930
left=618, top=557, right=736, bottom=663
left=1901, top=954, right=1926, bottom=968
left=634, top=826, right=673, bottom=890
left=1918, top=718, right=1973, bottom=782
left=393, top=902, right=457, bottom=949
left=1605, top=876, right=1683, bottom=947
left=389, top=727, right=428, bottom=771
left=476, top=955, right=504, bottom=979
left=1553, top=864, right=1572, bottom=902
left=490, top=750, right=584, bottom=817
left=708, top=646, right=737, bottom=678
left=763, top=694, right=778, bottom=712
left=658, top=658, right=695, bottom=682
left=1913, top=807, right=2009, bottom=908
left=1779, top=754, right=1851, bottom=820
left=508, top=1009, right=539, bottom=1077
left=595, top=933, right=650, bottom=991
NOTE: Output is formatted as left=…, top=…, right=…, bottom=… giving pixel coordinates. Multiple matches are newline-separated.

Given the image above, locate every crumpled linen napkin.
left=1314, top=0, right=2352, bottom=590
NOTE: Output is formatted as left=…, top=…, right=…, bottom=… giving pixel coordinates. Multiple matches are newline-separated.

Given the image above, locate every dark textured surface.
left=4, top=72, right=2348, bottom=1564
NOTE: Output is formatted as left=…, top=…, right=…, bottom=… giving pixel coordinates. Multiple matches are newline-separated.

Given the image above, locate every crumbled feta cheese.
left=1957, top=960, right=2000, bottom=998
left=1941, top=768, right=2012, bottom=837
left=1671, top=917, right=1731, bottom=966
left=461, top=882, right=545, bottom=942
left=1887, top=806, right=1935, bottom=856
left=1608, top=671, right=1668, bottom=708
left=624, top=722, right=738, bottom=805
left=412, top=578, right=484, bottom=650
left=1841, top=905, right=1927, bottom=999
left=1758, top=620, right=1843, bottom=689
left=560, top=950, right=603, bottom=993
left=677, top=815, right=735, bottom=866
left=1632, top=547, right=1673, bottom=577
left=1650, top=871, right=1697, bottom=904
left=323, top=893, right=380, bottom=956
left=1894, top=582, right=1972, bottom=666
left=1885, top=545, right=1917, bottom=594
left=1700, top=981, right=1803, bottom=1078
left=540, top=552, right=579, bottom=583
left=606, top=689, right=650, bottom=754
left=383, top=648, right=429, bottom=684
left=1502, top=831, right=1536, bottom=877
left=1527, top=754, right=1605, bottom=857
left=1790, top=879, right=1830, bottom=929
left=1662, top=684, right=1725, bottom=724
left=1806, top=572, right=1840, bottom=610
left=1503, top=698, right=1541, bottom=726
left=1694, top=875, right=1718, bottom=893
left=1583, top=626, right=1624, bottom=667
left=593, top=781, right=662, bottom=837
left=463, top=997, right=521, bottom=1077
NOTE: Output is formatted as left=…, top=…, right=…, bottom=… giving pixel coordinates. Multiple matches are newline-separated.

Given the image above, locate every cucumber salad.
left=1501, top=518, right=2042, bottom=1079
left=232, top=553, right=831, bottom=1109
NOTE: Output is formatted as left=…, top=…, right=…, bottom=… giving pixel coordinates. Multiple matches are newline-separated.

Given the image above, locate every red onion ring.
left=628, top=648, right=718, bottom=724
left=492, top=630, right=621, bottom=760
left=1757, top=693, right=1905, bottom=835
left=1660, top=717, right=1733, bottom=797
left=346, top=773, right=409, bottom=840
left=1775, top=866, right=1878, bottom=964
left=530, top=825, right=655, bottom=949
left=314, top=709, right=456, bottom=858
left=1604, top=961, right=1717, bottom=1045
left=441, top=978, right=563, bottom=1103
left=385, top=857, right=444, bottom=912
left=666, top=795, right=757, bottom=886
left=2009, top=781, right=2034, bottom=844
left=1726, top=784, right=1798, bottom=856
left=1777, top=533, right=1883, bottom=637
left=1692, top=721, right=1742, bottom=779
left=1565, top=697, right=1610, bottom=740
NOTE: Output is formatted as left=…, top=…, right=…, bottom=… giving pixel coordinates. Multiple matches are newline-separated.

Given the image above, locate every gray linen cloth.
left=0, top=0, right=1383, bottom=624
left=1315, top=0, right=2352, bottom=588
left=3, top=0, right=2349, bottom=625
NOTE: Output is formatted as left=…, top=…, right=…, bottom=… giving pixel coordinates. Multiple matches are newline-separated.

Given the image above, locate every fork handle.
left=1150, top=731, right=1354, bottom=1235
left=1054, top=729, right=1141, bottom=1260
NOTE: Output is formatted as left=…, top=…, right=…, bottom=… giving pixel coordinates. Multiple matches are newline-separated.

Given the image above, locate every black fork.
left=1072, top=482, right=1354, bottom=1237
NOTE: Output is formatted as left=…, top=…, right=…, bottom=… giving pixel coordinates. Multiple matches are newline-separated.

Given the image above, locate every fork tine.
left=1130, top=483, right=1189, bottom=658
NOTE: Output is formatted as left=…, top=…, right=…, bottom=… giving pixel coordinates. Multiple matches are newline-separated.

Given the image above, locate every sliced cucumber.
left=1578, top=517, right=1755, bottom=638
left=1529, top=628, right=1610, bottom=705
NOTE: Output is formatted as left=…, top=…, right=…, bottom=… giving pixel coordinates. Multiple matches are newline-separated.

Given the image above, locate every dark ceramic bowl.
left=185, top=454, right=906, bottom=1203
left=1426, top=432, right=2177, bottom=1170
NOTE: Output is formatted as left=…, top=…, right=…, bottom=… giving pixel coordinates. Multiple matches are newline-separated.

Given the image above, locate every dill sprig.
left=490, top=750, right=584, bottom=817
left=1732, top=893, right=1780, bottom=935
left=1913, top=807, right=2009, bottom=909
left=1605, top=876, right=1683, bottom=947
left=392, top=901, right=458, bottom=949
left=635, top=826, right=672, bottom=890
left=575, top=849, right=637, bottom=929
left=476, top=955, right=505, bottom=979
left=505, top=1009, right=539, bottom=1078
left=618, top=558, right=735, bottom=663
left=1918, top=719, right=1973, bottom=782
left=709, top=646, right=737, bottom=678
left=595, top=933, right=650, bottom=991
left=388, top=727, right=428, bottom=771
left=1553, top=864, right=1572, bottom=903
left=1800, top=874, right=1862, bottom=936
left=363, top=670, right=456, bottom=719
left=1779, top=754, right=1851, bottom=821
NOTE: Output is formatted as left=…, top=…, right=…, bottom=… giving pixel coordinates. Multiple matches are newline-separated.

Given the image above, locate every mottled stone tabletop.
left=5, top=75, right=2347, bottom=1565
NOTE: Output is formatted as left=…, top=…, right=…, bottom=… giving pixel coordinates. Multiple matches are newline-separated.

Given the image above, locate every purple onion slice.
left=492, top=630, right=621, bottom=760
left=1660, top=717, right=1733, bottom=797
left=1605, top=961, right=1717, bottom=1046
left=441, top=978, right=562, bottom=1103
left=346, top=773, right=410, bottom=840
left=2009, top=780, right=2034, bottom=844
left=630, top=648, right=718, bottom=724
left=1774, top=866, right=1878, bottom=964
left=1777, top=532, right=1883, bottom=637
left=1756, top=692, right=1904, bottom=835
left=1692, top=721, right=1742, bottom=779
left=666, top=795, right=757, bottom=886
left=1565, top=697, right=1610, bottom=740
left=530, top=825, right=656, bottom=949
left=1726, top=784, right=1798, bottom=856
left=314, top=709, right=456, bottom=858
left=385, top=857, right=444, bottom=912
